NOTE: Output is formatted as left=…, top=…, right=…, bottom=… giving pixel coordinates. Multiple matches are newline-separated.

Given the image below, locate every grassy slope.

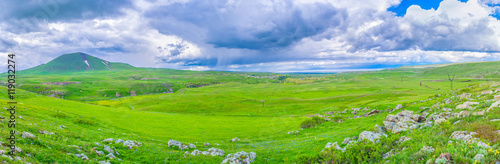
left=20, top=52, right=135, bottom=74
left=0, top=60, right=499, bottom=163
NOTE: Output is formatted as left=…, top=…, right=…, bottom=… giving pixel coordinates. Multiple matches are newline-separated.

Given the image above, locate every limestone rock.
left=221, top=151, right=256, bottom=164
left=358, top=131, right=386, bottom=142
left=22, top=132, right=35, bottom=139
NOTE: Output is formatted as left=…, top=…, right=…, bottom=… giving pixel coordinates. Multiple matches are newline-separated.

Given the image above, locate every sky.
left=1, top=0, right=500, bottom=73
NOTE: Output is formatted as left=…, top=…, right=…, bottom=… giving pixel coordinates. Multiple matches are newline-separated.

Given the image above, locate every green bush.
left=73, top=117, right=95, bottom=125
left=300, top=116, right=326, bottom=129
left=307, top=140, right=383, bottom=163
left=52, top=111, right=67, bottom=118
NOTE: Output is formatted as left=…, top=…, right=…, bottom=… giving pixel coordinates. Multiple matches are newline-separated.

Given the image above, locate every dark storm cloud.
left=1, top=0, right=133, bottom=20
left=0, top=0, right=133, bottom=33
left=146, top=0, right=346, bottom=50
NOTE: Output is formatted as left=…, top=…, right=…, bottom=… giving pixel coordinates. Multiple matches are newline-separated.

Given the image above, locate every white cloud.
left=1, top=0, right=500, bottom=73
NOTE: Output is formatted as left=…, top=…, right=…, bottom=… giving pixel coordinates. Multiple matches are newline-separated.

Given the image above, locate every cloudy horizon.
left=1, top=0, right=500, bottom=72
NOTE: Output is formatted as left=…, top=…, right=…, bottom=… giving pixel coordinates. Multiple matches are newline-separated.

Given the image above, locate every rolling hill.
left=20, top=52, right=136, bottom=74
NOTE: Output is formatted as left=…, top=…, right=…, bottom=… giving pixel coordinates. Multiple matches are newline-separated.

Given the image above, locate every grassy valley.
left=0, top=53, right=499, bottom=163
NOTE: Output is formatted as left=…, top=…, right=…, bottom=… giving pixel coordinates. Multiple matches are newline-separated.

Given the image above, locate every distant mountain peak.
left=21, top=52, right=135, bottom=74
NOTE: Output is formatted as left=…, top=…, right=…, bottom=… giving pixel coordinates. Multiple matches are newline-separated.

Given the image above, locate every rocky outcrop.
left=231, top=137, right=241, bottom=142
left=187, top=147, right=225, bottom=157
left=481, top=90, right=493, bottom=95
left=324, top=142, right=343, bottom=152
left=383, top=110, right=426, bottom=133
left=456, top=101, right=479, bottom=110
left=123, top=140, right=142, bottom=149
left=22, top=132, right=35, bottom=139
left=168, top=140, right=189, bottom=150
left=358, top=131, right=386, bottom=142
left=450, top=131, right=478, bottom=142
left=221, top=151, right=256, bottom=164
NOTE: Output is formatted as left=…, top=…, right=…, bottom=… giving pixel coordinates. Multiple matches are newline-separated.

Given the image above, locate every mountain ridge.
left=20, top=52, right=135, bottom=74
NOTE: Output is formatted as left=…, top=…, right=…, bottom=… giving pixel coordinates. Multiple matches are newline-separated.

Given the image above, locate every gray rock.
left=104, top=145, right=114, bottom=154
left=102, top=138, right=114, bottom=143
left=123, top=140, right=142, bottom=149
left=481, top=90, right=493, bottom=95
left=99, top=161, right=111, bottom=164
left=106, top=153, right=117, bottom=159
left=341, top=137, right=351, bottom=144
left=358, top=131, right=386, bottom=142
left=96, top=150, right=105, bottom=156
left=473, top=154, right=484, bottom=162
left=231, top=137, right=240, bottom=142
left=395, top=104, right=403, bottom=110
left=477, top=141, right=491, bottom=149
left=450, top=131, right=477, bottom=142
left=22, top=132, right=36, bottom=139
left=115, top=139, right=124, bottom=144
left=324, top=142, right=343, bottom=151
left=221, top=151, right=256, bottom=164
left=420, top=146, right=435, bottom=153
left=75, top=153, right=88, bottom=160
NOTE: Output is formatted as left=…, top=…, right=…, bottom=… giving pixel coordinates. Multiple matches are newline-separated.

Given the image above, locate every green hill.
left=20, top=52, right=135, bottom=74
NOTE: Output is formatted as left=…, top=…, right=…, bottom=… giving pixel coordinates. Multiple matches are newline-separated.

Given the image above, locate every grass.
left=0, top=55, right=499, bottom=163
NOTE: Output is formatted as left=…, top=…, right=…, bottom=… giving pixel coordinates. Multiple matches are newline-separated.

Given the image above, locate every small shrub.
left=300, top=116, right=325, bottom=129
left=52, top=111, right=67, bottom=118
left=73, top=117, right=95, bottom=125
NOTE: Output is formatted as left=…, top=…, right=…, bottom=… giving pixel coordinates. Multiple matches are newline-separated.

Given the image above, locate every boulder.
left=188, top=144, right=196, bottom=149
left=434, top=118, right=447, bottom=125
left=99, top=161, right=111, bottom=164
left=395, top=104, right=403, bottom=110
left=358, top=131, right=386, bottom=142
left=206, top=147, right=225, bottom=156
left=324, top=142, right=343, bottom=151
left=189, top=149, right=202, bottom=156
left=458, top=111, right=470, bottom=118
left=231, top=137, right=240, bottom=142
left=383, top=121, right=396, bottom=131
left=222, top=151, right=257, bottom=164
left=22, top=132, right=35, bottom=139
left=115, top=139, right=124, bottom=144
left=96, top=150, right=105, bottom=156
left=473, top=111, right=485, bottom=116
left=375, top=125, right=386, bottom=134
left=106, top=153, right=117, bottom=159
left=341, top=137, right=351, bottom=144
left=392, top=122, right=412, bottom=133
left=385, top=114, right=397, bottom=122
left=168, top=140, right=188, bottom=150
left=490, top=100, right=500, bottom=109
left=75, top=153, right=89, bottom=160
left=459, top=93, right=471, bottom=99
left=102, top=138, right=114, bottom=143
left=450, top=131, right=477, bottom=142
left=456, top=101, right=479, bottom=110
left=473, top=154, right=485, bottom=162
left=420, top=146, right=435, bottom=153
left=104, top=145, right=114, bottom=154
left=477, top=141, right=491, bottom=149
left=123, top=140, right=142, bottom=149
left=481, top=90, right=493, bottom=95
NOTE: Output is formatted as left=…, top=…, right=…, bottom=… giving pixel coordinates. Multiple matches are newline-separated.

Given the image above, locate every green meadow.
left=1, top=53, right=500, bottom=163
